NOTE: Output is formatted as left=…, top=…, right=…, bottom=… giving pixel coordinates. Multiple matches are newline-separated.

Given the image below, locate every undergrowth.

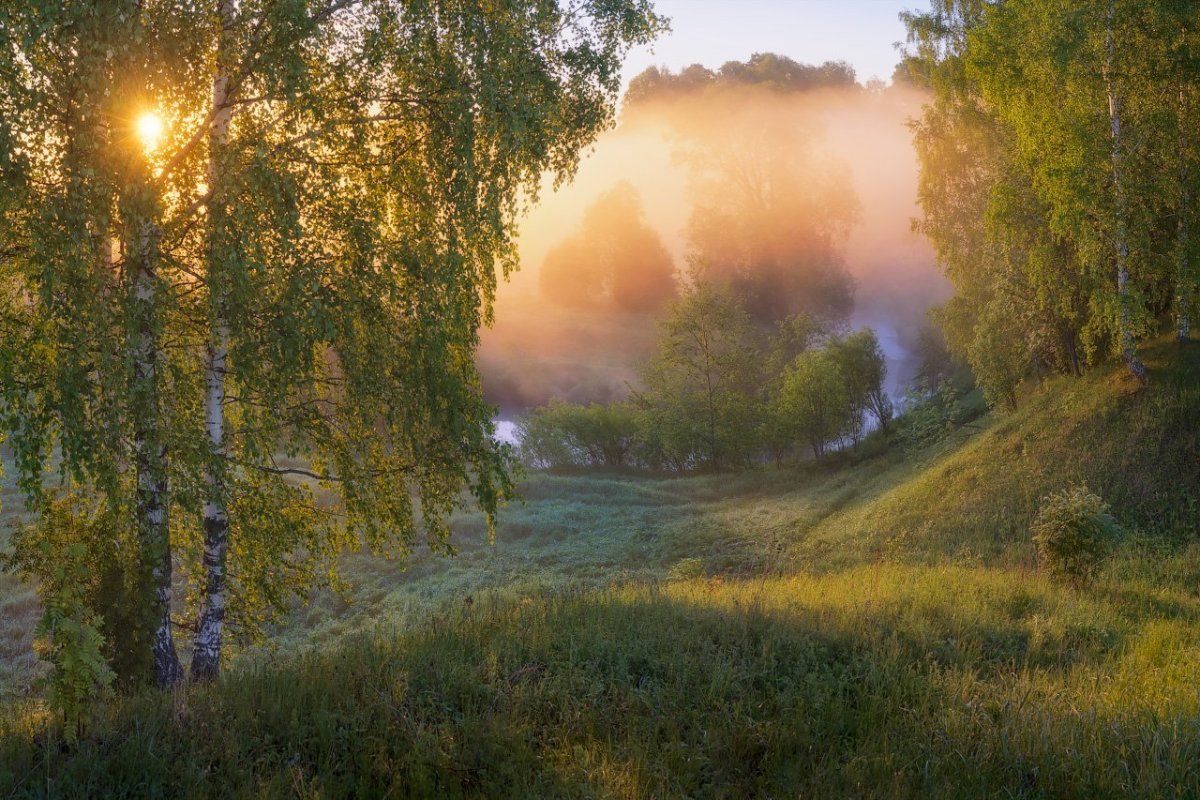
left=2, top=340, right=1200, bottom=797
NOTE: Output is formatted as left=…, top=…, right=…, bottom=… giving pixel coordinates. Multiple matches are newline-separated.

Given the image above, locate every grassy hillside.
left=2, top=340, right=1200, bottom=797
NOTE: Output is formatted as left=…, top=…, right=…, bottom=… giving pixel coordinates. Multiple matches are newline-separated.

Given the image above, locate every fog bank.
left=480, top=81, right=949, bottom=412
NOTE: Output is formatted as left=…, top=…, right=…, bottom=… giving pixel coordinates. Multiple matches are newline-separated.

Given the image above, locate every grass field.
left=1, top=340, right=1199, bottom=797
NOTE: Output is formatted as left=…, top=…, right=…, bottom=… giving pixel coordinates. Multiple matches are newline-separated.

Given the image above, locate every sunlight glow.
left=136, top=111, right=165, bottom=153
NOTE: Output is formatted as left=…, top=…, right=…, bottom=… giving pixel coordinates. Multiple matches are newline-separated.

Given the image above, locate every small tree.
left=1031, top=486, right=1121, bottom=586
left=764, top=312, right=825, bottom=383
left=756, top=312, right=826, bottom=461
left=775, top=349, right=853, bottom=459
left=639, top=283, right=763, bottom=471
left=6, top=494, right=121, bottom=741
left=896, top=379, right=967, bottom=454
left=828, top=329, right=893, bottom=436
left=967, top=303, right=1030, bottom=410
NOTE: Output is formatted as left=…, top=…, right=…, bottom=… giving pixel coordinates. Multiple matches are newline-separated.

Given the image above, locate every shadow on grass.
left=5, top=571, right=1198, bottom=798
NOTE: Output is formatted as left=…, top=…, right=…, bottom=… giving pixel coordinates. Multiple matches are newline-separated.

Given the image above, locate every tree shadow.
left=7, top=578, right=1198, bottom=798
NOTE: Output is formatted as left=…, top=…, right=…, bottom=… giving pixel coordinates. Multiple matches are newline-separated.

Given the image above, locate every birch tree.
left=191, top=0, right=236, bottom=683
left=904, top=0, right=1197, bottom=403
left=1102, top=0, right=1148, bottom=383
left=0, top=0, right=664, bottom=689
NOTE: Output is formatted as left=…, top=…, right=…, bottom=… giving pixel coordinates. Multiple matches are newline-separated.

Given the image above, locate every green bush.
left=5, top=492, right=143, bottom=738
left=896, top=378, right=975, bottom=453
left=667, top=557, right=706, bottom=580
left=34, top=544, right=116, bottom=743
left=1031, top=486, right=1121, bottom=585
left=517, top=400, right=642, bottom=470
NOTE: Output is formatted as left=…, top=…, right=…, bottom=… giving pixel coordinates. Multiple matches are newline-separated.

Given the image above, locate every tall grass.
left=1, top=340, right=1200, bottom=796
left=6, top=568, right=1200, bottom=797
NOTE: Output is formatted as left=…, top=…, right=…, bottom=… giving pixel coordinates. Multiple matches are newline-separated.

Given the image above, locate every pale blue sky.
left=621, top=0, right=925, bottom=87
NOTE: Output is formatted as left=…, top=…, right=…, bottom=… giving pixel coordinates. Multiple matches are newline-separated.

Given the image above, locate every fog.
left=479, top=79, right=950, bottom=413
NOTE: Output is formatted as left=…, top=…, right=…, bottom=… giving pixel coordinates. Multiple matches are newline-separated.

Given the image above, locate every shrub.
left=34, top=545, right=117, bottom=743
left=1031, top=486, right=1121, bottom=585
left=896, top=378, right=971, bottom=453
left=668, top=557, right=706, bottom=580
left=4, top=492, right=144, bottom=738
left=518, top=400, right=642, bottom=470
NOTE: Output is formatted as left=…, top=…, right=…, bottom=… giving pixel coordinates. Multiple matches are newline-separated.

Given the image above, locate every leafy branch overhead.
left=0, top=0, right=666, bottom=696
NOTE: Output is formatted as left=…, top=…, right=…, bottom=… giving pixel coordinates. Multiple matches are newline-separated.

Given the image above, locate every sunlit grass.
left=1, top=340, right=1199, bottom=795
left=8, top=567, right=1200, bottom=796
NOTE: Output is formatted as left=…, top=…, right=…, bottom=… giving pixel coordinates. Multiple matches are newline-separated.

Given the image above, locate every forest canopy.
left=624, top=54, right=859, bottom=106
left=901, top=0, right=1200, bottom=404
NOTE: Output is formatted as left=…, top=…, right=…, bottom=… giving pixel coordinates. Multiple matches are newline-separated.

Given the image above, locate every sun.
left=136, top=111, right=165, bottom=152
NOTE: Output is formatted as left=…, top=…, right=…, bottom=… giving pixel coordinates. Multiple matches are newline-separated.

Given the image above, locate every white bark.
left=1105, top=0, right=1148, bottom=383
left=1179, top=89, right=1193, bottom=344
left=191, top=0, right=236, bottom=682
left=132, top=218, right=183, bottom=688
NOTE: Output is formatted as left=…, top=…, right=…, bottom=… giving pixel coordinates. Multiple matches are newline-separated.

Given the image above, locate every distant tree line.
left=623, top=54, right=858, bottom=106
left=519, top=283, right=892, bottom=472
left=542, top=53, right=860, bottom=328
left=902, top=0, right=1199, bottom=407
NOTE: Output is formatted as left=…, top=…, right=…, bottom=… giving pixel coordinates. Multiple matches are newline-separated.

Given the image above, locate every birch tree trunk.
left=1105, top=0, right=1148, bottom=384
left=191, top=0, right=236, bottom=682
left=1178, top=88, right=1193, bottom=344
left=1178, top=197, right=1192, bottom=343
left=131, top=217, right=184, bottom=688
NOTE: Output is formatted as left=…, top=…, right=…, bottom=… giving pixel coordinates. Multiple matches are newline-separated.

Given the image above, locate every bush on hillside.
left=667, top=557, right=706, bottom=580
left=896, top=378, right=977, bottom=453
left=1031, top=486, right=1121, bottom=586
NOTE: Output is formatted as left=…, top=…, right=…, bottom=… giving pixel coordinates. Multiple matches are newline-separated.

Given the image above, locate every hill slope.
left=2, top=341, right=1200, bottom=798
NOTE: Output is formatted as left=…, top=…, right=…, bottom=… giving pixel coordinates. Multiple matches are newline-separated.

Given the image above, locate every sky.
left=620, top=0, right=923, bottom=88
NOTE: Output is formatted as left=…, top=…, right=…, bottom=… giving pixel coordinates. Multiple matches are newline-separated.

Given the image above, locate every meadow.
left=1, top=339, right=1199, bottom=797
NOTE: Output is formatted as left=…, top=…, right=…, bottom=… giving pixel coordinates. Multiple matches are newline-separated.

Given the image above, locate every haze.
left=481, top=77, right=949, bottom=411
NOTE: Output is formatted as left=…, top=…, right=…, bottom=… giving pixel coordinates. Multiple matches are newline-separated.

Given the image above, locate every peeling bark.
left=190, top=334, right=229, bottom=682
left=191, top=0, right=236, bottom=683
left=131, top=218, right=183, bottom=689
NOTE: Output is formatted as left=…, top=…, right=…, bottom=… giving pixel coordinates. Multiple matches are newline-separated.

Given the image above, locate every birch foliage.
left=904, top=0, right=1200, bottom=401
left=0, top=0, right=664, bottom=687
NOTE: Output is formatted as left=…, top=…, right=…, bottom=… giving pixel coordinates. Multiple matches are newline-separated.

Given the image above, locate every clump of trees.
left=902, top=0, right=1200, bottom=406
left=540, top=182, right=677, bottom=312
left=773, top=330, right=893, bottom=460
left=519, top=400, right=641, bottom=470
left=0, top=0, right=664, bottom=708
left=624, top=55, right=861, bottom=328
left=519, top=283, right=892, bottom=472
left=624, top=55, right=858, bottom=105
